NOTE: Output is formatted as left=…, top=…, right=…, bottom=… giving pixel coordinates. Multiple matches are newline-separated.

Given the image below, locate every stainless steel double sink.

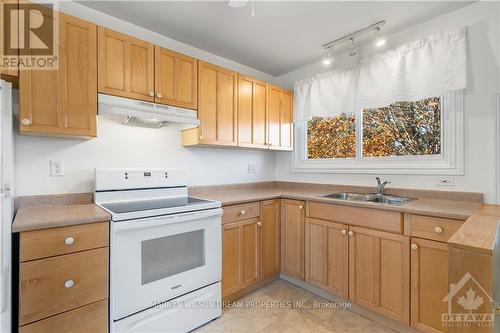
left=320, top=192, right=413, bottom=205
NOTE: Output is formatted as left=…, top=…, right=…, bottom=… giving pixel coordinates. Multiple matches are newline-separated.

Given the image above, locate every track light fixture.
left=375, top=27, right=387, bottom=47
left=348, top=38, right=357, bottom=57
left=322, top=47, right=334, bottom=66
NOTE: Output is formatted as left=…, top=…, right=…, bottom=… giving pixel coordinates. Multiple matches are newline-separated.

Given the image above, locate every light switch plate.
left=247, top=163, right=256, bottom=174
left=50, top=160, right=64, bottom=177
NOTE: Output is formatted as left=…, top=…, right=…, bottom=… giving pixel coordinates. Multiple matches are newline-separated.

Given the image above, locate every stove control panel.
left=95, top=168, right=187, bottom=191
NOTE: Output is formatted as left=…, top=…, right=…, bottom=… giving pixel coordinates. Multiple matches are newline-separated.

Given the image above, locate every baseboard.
left=279, top=273, right=420, bottom=333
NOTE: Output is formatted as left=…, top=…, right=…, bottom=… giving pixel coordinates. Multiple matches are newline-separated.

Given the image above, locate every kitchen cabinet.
left=155, top=46, right=198, bottom=109
left=267, top=85, right=293, bottom=151
left=0, top=0, right=19, bottom=79
left=238, top=75, right=268, bottom=148
left=410, top=237, right=449, bottom=333
left=98, top=27, right=154, bottom=101
left=19, top=10, right=97, bottom=138
left=260, top=200, right=280, bottom=280
left=305, top=218, right=349, bottom=298
left=281, top=199, right=305, bottom=281
left=348, top=226, right=410, bottom=324
left=18, top=222, right=109, bottom=332
left=222, top=218, right=259, bottom=299
left=183, top=61, right=238, bottom=146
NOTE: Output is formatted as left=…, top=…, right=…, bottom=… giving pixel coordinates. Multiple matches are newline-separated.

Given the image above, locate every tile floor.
left=196, top=280, right=395, bottom=333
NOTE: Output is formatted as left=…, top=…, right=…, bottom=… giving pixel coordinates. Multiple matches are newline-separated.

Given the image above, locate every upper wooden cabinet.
left=20, top=11, right=97, bottom=138
left=98, top=27, right=154, bottom=101
left=238, top=75, right=268, bottom=149
left=155, top=46, right=197, bottom=109
left=194, top=61, right=238, bottom=146
left=281, top=199, right=305, bottom=281
left=349, top=226, right=410, bottom=324
left=0, top=0, right=19, bottom=79
left=267, top=85, right=293, bottom=151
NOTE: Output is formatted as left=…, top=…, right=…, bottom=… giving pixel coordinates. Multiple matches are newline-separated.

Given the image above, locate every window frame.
left=293, top=92, right=464, bottom=175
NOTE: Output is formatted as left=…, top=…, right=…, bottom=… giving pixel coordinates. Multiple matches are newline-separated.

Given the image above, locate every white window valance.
left=294, top=28, right=467, bottom=122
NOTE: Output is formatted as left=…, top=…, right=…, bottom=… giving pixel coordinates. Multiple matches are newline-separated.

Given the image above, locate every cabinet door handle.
left=298, top=205, right=304, bottom=210
left=64, top=237, right=74, bottom=245
left=199, top=136, right=204, bottom=141
left=64, top=280, right=74, bottom=288
left=156, top=92, right=162, bottom=99
left=341, top=229, right=347, bottom=235
left=348, top=231, right=354, bottom=237
left=149, top=91, right=155, bottom=97
left=411, top=243, right=418, bottom=251
left=240, top=210, right=246, bottom=216
left=434, top=226, right=443, bottom=234
left=21, top=118, right=32, bottom=126
left=257, top=221, right=262, bottom=227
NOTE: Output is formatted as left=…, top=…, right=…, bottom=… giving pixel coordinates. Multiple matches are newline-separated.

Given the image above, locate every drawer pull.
left=434, top=226, right=443, bottom=234
left=64, top=280, right=74, bottom=288
left=411, top=243, right=418, bottom=251
left=341, top=229, right=347, bottom=235
left=149, top=91, right=155, bottom=97
left=348, top=230, right=354, bottom=237
left=64, top=237, right=74, bottom=245
left=240, top=210, right=246, bottom=216
left=21, top=118, right=32, bottom=126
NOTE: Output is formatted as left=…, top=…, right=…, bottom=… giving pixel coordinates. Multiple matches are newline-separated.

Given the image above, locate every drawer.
left=19, top=299, right=108, bottom=333
left=307, top=201, right=403, bottom=234
left=222, top=202, right=260, bottom=224
left=20, top=222, right=109, bottom=262
left=410, top=214, right=464, bottom=242
left=19, top=247, right=109, bottom=325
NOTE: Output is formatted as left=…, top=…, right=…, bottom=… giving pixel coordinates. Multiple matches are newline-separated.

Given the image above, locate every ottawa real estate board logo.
left=442, top=272, right=496, bottom=328
left=1, top=0, right=58, bottom=70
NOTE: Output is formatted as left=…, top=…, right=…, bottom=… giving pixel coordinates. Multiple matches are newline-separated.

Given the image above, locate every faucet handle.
left=375, top=177, right=381, bottom=186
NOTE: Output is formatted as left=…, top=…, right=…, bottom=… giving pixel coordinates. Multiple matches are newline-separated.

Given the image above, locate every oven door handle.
left=113, top=208, right=223, bottom=232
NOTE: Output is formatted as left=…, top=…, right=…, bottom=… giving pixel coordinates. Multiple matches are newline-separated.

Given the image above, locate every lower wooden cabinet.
left=260, top=200, right=280, bottom=280
left=305, top=218, right=349, bottom=298
left=411, top=237, right=449, bottom=333
left=348, top=226, right=410, bottom=324
left=19, top=299, right=108, bottom=333
left=281, top=199, right=305, bottom=280
left=222, top=218, right=259, bottom=298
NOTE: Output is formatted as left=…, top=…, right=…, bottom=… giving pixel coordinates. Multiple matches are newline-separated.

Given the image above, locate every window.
left=295, top=92, right=463, bottom=174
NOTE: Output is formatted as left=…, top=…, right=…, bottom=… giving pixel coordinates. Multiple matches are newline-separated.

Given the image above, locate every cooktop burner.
left=101, top=196, right=212, bottom=214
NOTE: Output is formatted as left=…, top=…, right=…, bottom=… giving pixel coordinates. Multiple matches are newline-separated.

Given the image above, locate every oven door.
left=111, top=208, right=222, bottom=320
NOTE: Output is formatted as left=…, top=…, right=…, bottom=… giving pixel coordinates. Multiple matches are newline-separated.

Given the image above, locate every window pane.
left=307, top=114, right=356, bottom=159
left=362, top=97, right=441, bottom=157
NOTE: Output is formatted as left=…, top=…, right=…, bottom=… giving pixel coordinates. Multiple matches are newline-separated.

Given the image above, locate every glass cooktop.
left=102, top=196, right=212, bottom=214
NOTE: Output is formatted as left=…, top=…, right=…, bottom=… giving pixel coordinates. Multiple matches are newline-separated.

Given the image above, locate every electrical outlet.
left=50, top=160, right=65, bottom=177
left=247, top=163, right=256, bottom=174
left=437, top=178, right=454, bottom=186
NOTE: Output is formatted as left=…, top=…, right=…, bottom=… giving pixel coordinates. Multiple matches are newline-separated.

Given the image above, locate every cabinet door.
left=305, top=218, right=349, bottom=298
left=20, top=11, right=97, bottom=138
left=98, top=27, right=154, bottom=101
left=198, top=61, right=237, bottom=146
left=0, top=0, right=19, bottom=78
left=267, top=85, right=281, bottom=148
left=260, top=200, right=280, bottom=280
left=279, top=89, right=293, bottom=150
left=411, top=238, right=448, bottom=333
left=222, top=218, right=259, bottom=299
left=238, top=75, right=267, bottom=148
left=280, top=199, right=305, bottom=280
left=155, top=46, right=197, bottom=109
left=349, top=226, right=410, bottom=324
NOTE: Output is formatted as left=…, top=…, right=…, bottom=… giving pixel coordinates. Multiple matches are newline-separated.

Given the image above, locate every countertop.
left=12, top=193, right=110, bottom=233
left=189, top=182, right=482, bottom=221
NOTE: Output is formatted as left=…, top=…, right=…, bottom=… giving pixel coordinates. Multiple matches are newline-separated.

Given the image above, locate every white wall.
left=14, top=1, right=277, bottom=196
left=275, top=1, right=500, bottom=204
left=14, top=117, right=276, bottom=196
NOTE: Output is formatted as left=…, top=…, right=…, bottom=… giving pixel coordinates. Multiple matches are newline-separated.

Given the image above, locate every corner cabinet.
left=260, top=200, right=281, bottom=279
left=281, top=199, right=305, bottom=281
left=183, top=61, right=238, bottom=146
left=98, top=27, right=154, bottom=101
left=20, top=10, right=97, bottom=138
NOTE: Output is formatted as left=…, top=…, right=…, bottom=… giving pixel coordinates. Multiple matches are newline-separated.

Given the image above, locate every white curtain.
left=294, top=28, right=467, bottom=122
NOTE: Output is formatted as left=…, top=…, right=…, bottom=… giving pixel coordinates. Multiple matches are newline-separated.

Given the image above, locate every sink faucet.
left=375, top=177, right=391, bottom=195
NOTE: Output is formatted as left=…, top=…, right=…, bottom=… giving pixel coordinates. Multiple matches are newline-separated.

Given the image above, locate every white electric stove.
left=94, top=168, right=222, bottom=333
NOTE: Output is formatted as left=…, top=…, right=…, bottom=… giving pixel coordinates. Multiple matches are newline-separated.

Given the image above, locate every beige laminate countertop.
left=13, top=203, right=110, bottom=233
left=190, top=186, right=481, bottom=221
